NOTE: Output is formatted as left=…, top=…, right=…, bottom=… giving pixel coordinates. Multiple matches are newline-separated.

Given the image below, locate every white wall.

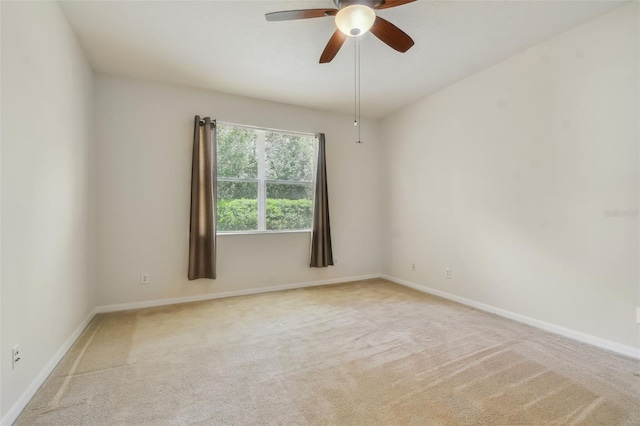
left=1, top=1, right=96, bottom=419
left=95, top=74, right=383, bottom=306
left=0, top=0, right=4, bottom=417
left=382, top=3, right=639, bottom=350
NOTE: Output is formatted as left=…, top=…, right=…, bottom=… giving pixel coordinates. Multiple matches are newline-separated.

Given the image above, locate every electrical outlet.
left=445, top=268, right=452, bottom=279
left=636, top=307, right=640, bottom=324
left=12, top=345, right=21, bottom=369
left=140, top=273, right=150, bottom=284
left=411, top=263, right=416, bottom=271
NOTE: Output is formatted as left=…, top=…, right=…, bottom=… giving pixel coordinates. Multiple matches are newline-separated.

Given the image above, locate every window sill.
left=217, top=229, right=312, bottom=236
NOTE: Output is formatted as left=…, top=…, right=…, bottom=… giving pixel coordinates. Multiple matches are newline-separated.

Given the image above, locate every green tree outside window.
left=217, top=124, right=316, bottom=232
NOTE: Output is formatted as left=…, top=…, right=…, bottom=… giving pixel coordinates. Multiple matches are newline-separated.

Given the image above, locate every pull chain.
left=355, top=38, right=363, bottom=144
left=354, top=36, right=357, bottom=128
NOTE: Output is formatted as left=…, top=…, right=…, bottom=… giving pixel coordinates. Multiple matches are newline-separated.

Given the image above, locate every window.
left=217, top=124, right=316, bottom=233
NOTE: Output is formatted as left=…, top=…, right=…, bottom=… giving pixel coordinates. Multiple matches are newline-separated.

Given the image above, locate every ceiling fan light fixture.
left=335, top=5, right=376, bottom=37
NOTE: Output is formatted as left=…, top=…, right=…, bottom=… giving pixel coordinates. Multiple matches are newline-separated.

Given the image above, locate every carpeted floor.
left=16, top=279, right=640, bottom=425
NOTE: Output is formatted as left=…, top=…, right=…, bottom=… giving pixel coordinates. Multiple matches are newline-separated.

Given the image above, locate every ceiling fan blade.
left=265, top=9, right=337, bottom=22
left=374, top=0, right=417, bottom=10
left=370, top=16, right=414, bottom=53
left=320, top=29, right=348, bottom=63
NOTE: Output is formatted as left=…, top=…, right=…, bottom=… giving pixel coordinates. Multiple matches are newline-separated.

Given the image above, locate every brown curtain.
left=188, top=116, right=217, bottom=280
left=310, top=133, right=334, bottom=267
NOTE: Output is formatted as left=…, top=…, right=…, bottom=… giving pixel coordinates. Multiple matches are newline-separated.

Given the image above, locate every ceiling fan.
left=266, top=0, right=416, bottom=63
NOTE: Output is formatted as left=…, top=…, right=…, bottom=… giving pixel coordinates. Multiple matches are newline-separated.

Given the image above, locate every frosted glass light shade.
left=335, top=5, right=376, bottom=37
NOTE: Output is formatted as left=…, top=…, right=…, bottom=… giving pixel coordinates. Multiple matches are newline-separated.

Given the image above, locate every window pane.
left=265, top=132, right=315, bottom=181
left=266, top=183, right=313, bottom=230
left=217, top=125, right=258, bottom=179
left=217, top=181, right=258, bottom=231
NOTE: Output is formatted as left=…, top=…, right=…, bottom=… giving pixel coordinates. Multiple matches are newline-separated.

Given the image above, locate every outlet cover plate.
left=12, top=345, right=20, bottom=369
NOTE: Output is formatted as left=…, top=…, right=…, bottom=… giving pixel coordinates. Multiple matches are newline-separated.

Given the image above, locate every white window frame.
left=217, top=123, right=317, bottom=235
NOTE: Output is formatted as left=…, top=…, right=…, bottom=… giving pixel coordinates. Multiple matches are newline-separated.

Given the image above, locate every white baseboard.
left=1, top=308, right=97, bottom=426
left=381, top=274, right=640, bottom=360
left=95, top=274, right=381, bottom=313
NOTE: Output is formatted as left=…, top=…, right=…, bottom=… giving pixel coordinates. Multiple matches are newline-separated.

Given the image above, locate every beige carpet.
left=16, top=279, right=640, bottom=425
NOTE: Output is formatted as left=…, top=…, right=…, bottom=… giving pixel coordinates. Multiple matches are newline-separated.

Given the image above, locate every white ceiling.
left=59, top=0, right=626, bottom=119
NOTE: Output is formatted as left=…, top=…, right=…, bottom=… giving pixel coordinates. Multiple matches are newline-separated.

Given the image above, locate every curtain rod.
left=199, top=119, right=316, bottom=138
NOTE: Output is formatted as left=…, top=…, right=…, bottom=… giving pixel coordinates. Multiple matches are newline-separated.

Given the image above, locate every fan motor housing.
left=333, top=0, right=385, bottom=9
